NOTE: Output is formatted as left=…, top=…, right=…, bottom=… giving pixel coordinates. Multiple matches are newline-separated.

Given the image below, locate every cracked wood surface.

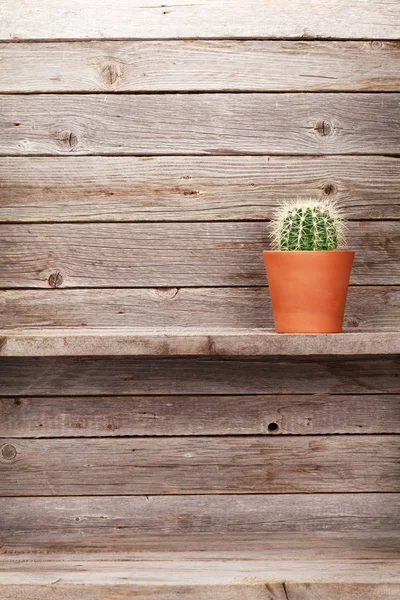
left=2, top=495, right=399, bottom=547
left=0, top=221, right=398, bottom=287
left=0, top=287, right=399, bottom=330
left=1, top=156, right=399, bottom=222
left=1, top=41, right=399, bottom=92
left=2, top=393, right=399, bottom=437
left=1, top=355, right=399, bottom=396
left=1, top=0, right=399, bottom=40
left=1, top=94, right=400, bottom=155
left=1, top=435, right=399, bottom=495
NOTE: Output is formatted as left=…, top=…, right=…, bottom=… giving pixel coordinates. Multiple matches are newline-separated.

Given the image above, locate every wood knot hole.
left=267, top=422, right=279, bottom=433
left=315, top=120, right=332, bottom=137
left=48, top=272, right=63, bottom=288
left=1, top=444, right=17, bottom=460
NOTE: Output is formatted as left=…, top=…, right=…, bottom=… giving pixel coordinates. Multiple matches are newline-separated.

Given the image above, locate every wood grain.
left=1, top=287, right=399, bottom=330
left=0, top=556, right=399, bottom=590
left=1, top=41, right=400, bottom=92
left=1, top=94, right=400, bottom=156
left=0, top=584, right=283, bottom=600
left=1, top=436, right=398, bottom=495
left=0, top=221, right=398, bottom=287
left=1, top=0, right=399, bottom=40
left=0, top=583, right=398, bottom=600
left=1, top=355, right=399, bottom=396
left=2, top=394, right=398, bottom=437
left=1, top=156, right=400, bottom=222
left=1, top=329, right=400, bottom=357
left=2, top=495, right=399, bottom=547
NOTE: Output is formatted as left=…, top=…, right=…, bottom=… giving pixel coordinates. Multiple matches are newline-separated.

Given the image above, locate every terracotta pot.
left=263, top=250, right=355, bottom=333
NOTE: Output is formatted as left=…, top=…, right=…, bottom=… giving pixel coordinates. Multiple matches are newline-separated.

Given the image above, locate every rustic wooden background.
left=0, top=0, right=400, bottom=556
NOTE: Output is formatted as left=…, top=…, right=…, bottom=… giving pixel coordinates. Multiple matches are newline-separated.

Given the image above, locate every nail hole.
left=267, top=422, right=279, bottom=432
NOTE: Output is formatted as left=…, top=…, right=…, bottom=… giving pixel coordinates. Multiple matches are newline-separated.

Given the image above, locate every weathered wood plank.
left=1, top=356, right=399, bottom=396
left=0, top=584, right=283, bottom=600
left=1, top=436, right=398, bottom=495
left=0, top=582, right=398, bottom=600
left=287, top=584, right=400, bottom=599
left=0, top=221, right=398, bottom=287
left=2, top=41, right=400, bottom=93
left=1, top=0, right=399, bottom=40
left=2, top=394, right=399, bottom=437
left=1, top=156, right=400, bottom=222
left=1, top=329, right=400, bottom=357
left=1, top=94, right=400, bottom=156
left=1, top=496, right=399, bottom=550
left=1, top=287, right=399, bottom=330
left=3, top=535, right=400, bottom=558
left=0, top=556, right=400, bottom=589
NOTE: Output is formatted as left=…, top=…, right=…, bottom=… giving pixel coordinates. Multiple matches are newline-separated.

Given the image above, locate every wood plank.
left=0, top=556, right=400, bottom=588
left=0, top=584, right=283, bottom=600
left=2, top=287, right=399, bottom=330
left=1, top=0, right=399, bottom=40
left=0, top=582, right=399, bottom=600
left=0, top=221, right=398, bottom=287
left=1, top=94, right=400, bottom=156
left=1, top=156, right=400, bottom=222
left=1, top=355, right=399, bottom=396
left=1, top=436, right=398, bottom=495
left=1, top=41, right=400, bottom=93
left=1, top=496, right=399, bottom=550
left=3, top=535, right=400, bottom=558
left=1, top=329, right=400, bottom=357
left=287, top=584, right=400, bottom=599
left=2, top=394, right=399, bottom=437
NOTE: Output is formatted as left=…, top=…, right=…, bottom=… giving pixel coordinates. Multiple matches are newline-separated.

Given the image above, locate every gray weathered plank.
left=2, top=394, right=399, bottom=437
left=1, top=496, right=399, bottom=550
left=1, top=94, right=400, bottom=156
left=0, top=221, right=398, bottom=287
left=1, top=41, right=400, bottom=93
left=1, top=329, right=400, bottom=357
left=1, top=436, right=398, bottom=495
left=1, top=287, right=399, bottom=330
left=1, top=156, right=400, bottom=222
left=1, top=356, right=399, bottom=396
left=1, top=0, right=399, bottom=40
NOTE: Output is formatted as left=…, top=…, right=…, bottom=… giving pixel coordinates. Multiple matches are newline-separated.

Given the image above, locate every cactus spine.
left=271, top=198, right=345, bottom=251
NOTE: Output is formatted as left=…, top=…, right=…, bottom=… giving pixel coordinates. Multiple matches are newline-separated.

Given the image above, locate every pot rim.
left=263, top=249, right=355, bottom=254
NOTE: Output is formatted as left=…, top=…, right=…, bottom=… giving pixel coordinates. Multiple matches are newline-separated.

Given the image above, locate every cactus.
left=270, top=198, right=345, bottom=251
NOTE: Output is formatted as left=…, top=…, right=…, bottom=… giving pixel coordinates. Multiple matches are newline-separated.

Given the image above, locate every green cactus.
left=271, top=198, right=345, bottom=251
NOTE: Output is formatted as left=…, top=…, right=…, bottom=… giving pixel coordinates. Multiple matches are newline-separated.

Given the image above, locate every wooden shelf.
left=1, top=328, right=399, bottom=357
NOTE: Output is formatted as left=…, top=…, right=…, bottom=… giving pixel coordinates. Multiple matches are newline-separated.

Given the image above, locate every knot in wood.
left=55, top=130, right=79, bottom=151
left=369, top=41, right=383, bottom=50
left=314, top=120, right=333, bottom=137
left=322, top=181, right=337, bottom=196
left=101, top=61, right=123, bottom=86
left=1, top=444, right=17, bottom=460
left=48, top=271, right=63, bottom=288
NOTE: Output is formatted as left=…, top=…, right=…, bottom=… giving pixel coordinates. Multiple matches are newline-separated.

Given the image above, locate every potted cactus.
left=263, top=198, right=354, bottom=333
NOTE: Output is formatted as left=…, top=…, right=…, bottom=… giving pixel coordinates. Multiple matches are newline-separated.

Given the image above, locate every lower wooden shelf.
left=0, top=328, right=400, bottom=357
left=1, top=539, right=399, bottom=599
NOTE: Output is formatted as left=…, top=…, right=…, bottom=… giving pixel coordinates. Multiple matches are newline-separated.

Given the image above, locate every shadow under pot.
left=263, top=250, right=355, bottom=334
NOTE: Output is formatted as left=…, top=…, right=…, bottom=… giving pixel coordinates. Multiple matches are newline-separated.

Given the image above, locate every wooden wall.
left=0, top=0, right=400, bottom=552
